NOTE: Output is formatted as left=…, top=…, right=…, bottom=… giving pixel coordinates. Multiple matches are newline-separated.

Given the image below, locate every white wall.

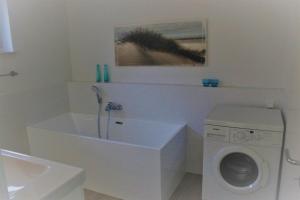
left=66, top=0, right=288, bottom=88
left=0, top=0, right=71, bottom=153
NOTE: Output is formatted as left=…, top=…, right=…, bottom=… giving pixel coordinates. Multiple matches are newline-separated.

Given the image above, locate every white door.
left=279, top=131, right=300, bottom=200
left=0, top=156, right=9, bottom=200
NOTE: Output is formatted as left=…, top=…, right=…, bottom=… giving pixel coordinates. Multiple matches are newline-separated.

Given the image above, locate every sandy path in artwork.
left=116, top=41, right=205, bottom=66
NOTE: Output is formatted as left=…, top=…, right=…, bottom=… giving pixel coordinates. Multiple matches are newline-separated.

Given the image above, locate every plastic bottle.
left=103, top=64, right=110, bottom=83
left=96, top=64, right=102, bottom=83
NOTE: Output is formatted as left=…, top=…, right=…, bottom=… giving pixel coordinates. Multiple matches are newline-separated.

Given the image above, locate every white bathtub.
left=27, top=113, right=186, bottom=200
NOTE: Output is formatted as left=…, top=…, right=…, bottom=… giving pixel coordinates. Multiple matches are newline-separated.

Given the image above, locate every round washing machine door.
left=213, top=146, right=269, bottom=194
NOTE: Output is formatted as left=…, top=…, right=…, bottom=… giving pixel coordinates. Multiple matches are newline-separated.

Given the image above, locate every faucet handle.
left=105, top=102, right=123, bottom=111
left=116, top=104, right=123, bottom=110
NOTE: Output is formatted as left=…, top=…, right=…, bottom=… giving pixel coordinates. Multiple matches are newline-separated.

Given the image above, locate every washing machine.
left=202, top=105, right=284, bottom=200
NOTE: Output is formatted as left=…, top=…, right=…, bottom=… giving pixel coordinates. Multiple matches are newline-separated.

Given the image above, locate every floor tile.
left=84, top=189, right=121, bottom=200
left=84, top=173, right=202, bottom=200
left=170, top=173, right=202, bottom=200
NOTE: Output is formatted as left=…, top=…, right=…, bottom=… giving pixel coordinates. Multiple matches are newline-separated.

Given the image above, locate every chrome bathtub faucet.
left=105, top=102, right=123, bottom=140
left=105, top=102, right=123, bottom=112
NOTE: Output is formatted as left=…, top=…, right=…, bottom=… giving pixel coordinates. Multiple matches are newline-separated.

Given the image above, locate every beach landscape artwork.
left=114, top=20, right=208, bottom=66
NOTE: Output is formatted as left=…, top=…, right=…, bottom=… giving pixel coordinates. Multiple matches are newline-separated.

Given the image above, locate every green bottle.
left=96, top=64, right=102, bottom=83
left=103, top=64, right=110, bottom=83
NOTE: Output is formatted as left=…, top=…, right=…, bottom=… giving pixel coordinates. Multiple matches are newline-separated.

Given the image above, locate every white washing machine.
left=202, top=105, right=284, bottom=200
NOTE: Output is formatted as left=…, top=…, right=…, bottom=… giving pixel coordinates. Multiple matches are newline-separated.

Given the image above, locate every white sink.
left=1, top=149, right=85, bottom=200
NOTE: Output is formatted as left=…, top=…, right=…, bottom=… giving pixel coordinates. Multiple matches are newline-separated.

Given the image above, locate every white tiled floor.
left=84, top=173, right=202, bottom=200
left=169, top=173, right=202, bottom=200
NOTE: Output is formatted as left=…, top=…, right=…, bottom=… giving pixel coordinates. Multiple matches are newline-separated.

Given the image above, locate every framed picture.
left=114, top=20, right=208, bottom=67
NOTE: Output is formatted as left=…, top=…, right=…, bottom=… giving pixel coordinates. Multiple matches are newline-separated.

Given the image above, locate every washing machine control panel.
left=230, top=128, right=282, bottom=146
left=205, top=125, right=282, bottom=146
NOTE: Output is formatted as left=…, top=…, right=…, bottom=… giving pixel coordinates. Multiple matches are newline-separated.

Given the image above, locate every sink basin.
left=1, top=150, right=85, bottom=200
left=2, top=152, right=48, bottom=199
left=3, top=154, right=47, bottom=185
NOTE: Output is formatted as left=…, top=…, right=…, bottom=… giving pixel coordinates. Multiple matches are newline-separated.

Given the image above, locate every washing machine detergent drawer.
left=205, top=125, right=230, bottom=142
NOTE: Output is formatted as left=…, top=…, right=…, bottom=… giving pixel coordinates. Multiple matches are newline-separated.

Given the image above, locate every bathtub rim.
left=26, top=122, right=186, bottom=151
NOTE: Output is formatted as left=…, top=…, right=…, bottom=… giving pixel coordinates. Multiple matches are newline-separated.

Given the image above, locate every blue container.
left=202, top=79, right=210, bottom=87
left=202, top=79, right=220, bottom=87
left=210, top=79, right=220, bottom=87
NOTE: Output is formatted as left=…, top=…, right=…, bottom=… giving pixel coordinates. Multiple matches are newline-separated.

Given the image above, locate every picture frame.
left=114, top=20, right=208, bottom=67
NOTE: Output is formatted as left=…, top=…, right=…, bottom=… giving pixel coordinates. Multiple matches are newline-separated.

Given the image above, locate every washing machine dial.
left=231, top=129, right=256, bottom=143
left=254, top=133, right=262, bottom=141
left=235, top=132, right=249, bottom=143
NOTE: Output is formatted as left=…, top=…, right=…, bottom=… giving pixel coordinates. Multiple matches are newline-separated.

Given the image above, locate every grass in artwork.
left=120, top=29, right=206, bottom=63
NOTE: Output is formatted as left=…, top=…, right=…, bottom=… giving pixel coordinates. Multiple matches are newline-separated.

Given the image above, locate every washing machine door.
left=213, top=146, right=269, bottom=194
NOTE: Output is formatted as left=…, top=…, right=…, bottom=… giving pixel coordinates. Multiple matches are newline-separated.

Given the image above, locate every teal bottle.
left=103, top=64, right=110, bottom=83
left=96, top=64, right=102, bottom=82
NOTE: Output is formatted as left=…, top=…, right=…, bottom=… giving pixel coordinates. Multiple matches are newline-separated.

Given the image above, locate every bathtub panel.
left=60, top=186, right=84, bottom=200
left=27, top=127, right=162, bottom=200
left=161, top=126, right=187, bottom=200
left=108, top=117, right=180, bottom=148
left=31, top=113, right=184, bottom=149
